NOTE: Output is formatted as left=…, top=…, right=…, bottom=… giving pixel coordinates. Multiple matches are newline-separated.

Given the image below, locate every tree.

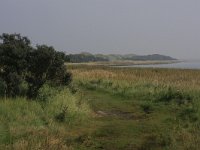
left=47, top=51, right=72, bottom=85
left=26, top=45, right=71, bottom=98
left=0, top=33, right=31, bottom=96
left=0, top=33, right=71, bottom=98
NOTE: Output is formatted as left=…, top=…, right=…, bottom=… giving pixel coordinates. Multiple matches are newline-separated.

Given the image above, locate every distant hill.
left=66, top=52, right=177, bottom=63
left=123, top=54, right=177, bottom=61
left=66, top=53, right=108, bottom=63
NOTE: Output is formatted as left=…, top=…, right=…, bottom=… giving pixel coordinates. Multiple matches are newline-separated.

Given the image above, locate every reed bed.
left=69, top=65, right=200, bottom=91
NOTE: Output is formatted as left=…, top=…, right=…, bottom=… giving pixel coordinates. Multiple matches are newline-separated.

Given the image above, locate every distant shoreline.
left=67, top=60, right=181, bottom=66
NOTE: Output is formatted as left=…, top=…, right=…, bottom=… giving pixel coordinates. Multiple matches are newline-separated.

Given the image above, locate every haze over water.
left=122, top=60, right=200, bottom=69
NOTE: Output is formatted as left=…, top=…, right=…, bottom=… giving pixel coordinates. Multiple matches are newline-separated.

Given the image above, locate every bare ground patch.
left=95, top=110, right=146, bottom=120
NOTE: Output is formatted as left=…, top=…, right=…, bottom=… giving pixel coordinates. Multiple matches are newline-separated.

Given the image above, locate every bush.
left=26, top=45, right=72, bottom=99
left=0, top=33, right=72, bottom=99
left=0, top=78, right=6, bottom=97
left=0, top=33, right=31, bottom=97
left=37, top=84, right=59, bottom=103
left=44, top=88, right=91, bottom=123
left=55, top=106, right=68, bottom=122
left=155, top=87, right=193, bottom=104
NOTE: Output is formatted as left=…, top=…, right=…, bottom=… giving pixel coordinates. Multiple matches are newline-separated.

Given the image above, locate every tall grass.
left=0, top=87, right=91, bottom=149
left=69, top=65, right=200, bottom=90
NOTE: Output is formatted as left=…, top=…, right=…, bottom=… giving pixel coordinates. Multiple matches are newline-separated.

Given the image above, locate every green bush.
left=37, top=84, right=59, bottom=103
left=45, top=89, right=90, bottom=123
left=55, top=106, right=68, bottom=122
left=0, top=33, right=72, bottom=99
left=0, top=78, right=6, bottom=97
left=154, top=87, right=193, bottom=104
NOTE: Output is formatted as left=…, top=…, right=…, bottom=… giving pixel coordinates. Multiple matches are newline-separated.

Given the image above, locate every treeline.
left=124, top=54, right=177, bottom=61
left=0, top=33, right=71, bottom=99
left=66, top=53, right=109, bottom=63
left=66, top=53, right=176, bottom=63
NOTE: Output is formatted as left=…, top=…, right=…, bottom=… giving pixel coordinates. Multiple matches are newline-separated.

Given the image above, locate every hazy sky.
left=0, top=0, right=200, bottom=59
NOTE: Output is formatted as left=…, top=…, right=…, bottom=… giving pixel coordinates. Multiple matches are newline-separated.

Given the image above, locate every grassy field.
left=69, top=65, right=200, bottom=149
left=1, top=65, right=200, bottom=149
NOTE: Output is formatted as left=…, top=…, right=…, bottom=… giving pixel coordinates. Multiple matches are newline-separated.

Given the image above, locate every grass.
left=1, top=65, right=200, bottom=149
left=69, top=65, right=200, bottom=90
left=0, top=88, right=91, bottom=149
left=68, top=65, right=200, bottom=149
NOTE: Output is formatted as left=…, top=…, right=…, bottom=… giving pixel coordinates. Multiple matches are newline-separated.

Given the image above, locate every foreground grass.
left=0, top=88, right=91, bottom=149
left=1, top=65, right=200, bottom=149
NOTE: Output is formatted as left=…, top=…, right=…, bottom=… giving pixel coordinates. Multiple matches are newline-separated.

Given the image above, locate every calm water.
left=119, top=60, right=200, bottom=69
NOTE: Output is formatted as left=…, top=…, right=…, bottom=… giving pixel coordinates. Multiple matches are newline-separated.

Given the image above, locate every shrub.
left=0, top=33, right=31, bottom=97
left=45, top=89, right=90, bottom=123
left=37, top=84, right=59, bottom=103
left=55, top=106, right=68, bottom=122
left=26, top=45, right=72, bottom=99
left=0, top=33, right=72, bottom=99
left=155, top=87, right=193, bottom=104
left=68, top=83, right=79, bottom=94
left=0, top=78, right=6, bottom=97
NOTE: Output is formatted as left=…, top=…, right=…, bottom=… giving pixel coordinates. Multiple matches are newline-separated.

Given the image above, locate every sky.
left=0, top=0, right=200, bottom=59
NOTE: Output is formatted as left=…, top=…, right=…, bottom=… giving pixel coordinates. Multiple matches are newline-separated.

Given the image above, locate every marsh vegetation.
left=1, top=34, right=200, bottom=149
left=68, top=65, right=200, bottom=150
left=1, top=63, right=200, bottom=149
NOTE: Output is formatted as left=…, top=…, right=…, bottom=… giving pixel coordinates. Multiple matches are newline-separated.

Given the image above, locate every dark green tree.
left=0, top=33, right=71, bottom=98
left=26, top=45, right=71, bottom=99
left=47, top=51, right=72, bottom=85
left=0, top=33, right=31, bottom=96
